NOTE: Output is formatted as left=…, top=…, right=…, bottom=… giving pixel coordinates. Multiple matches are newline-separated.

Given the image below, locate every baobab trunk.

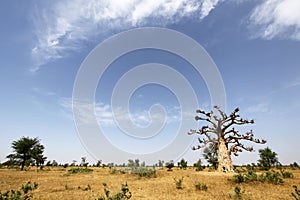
left=217, top=138, right=234, bottom=172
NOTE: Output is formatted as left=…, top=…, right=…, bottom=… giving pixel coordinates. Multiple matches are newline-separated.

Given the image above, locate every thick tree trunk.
left=217, top=138, right=234, bottom=172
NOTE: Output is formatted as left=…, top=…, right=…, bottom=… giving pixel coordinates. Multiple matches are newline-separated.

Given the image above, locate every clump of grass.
left=67, top=167, right=93, bottom=174
left=195, top=182, right=208, bottom=191
left=174, top=177, right=184, bottom=189
left=98, top=182, right=132, bottom=200
left=0, top=181, right=38, bottom=200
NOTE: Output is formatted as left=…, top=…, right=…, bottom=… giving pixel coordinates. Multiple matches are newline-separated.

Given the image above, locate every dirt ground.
left=0, top=167, right=299, bottom=199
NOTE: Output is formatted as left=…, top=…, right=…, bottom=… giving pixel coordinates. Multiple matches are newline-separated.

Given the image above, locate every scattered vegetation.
left=67, top=167, right=93, bottom=174
left=98, top=182, right=132, bottom=200
left=229, top=186, right=244, bottom=200
left=232, top=167, right=293, bottom=185
left=0, top=181, right=38, bottom=200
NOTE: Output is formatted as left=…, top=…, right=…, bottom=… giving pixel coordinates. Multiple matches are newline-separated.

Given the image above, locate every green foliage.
left=8, top=137, right=46, bottom=170
left=292, top=185, right=300, bottom=200
left=177, top=158, right=188, bottom=169
left=67, top=167, right=93, bottom=174
left=165, top=161, right=175, bottom=171
left=98, top=182, right=132, bottom=200
left=0, top=181, right=38, bottom=200
left=258, top=147, right=279, bottom=170
left=194, top=182, right=208, bottom=191
left=174, top=177, right=184, bottom=189
left=203, top=143, right=218, bottom=170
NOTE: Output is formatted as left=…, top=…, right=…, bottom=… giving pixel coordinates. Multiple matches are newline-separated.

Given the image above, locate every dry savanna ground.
left=0, top=166, right=299, bottom=199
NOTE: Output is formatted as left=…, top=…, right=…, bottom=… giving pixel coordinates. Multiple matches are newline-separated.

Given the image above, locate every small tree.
left=177, top=158, right=188, bottom=169
left=8, top=137, right=46, bottom=170
left=193, top=159, right=203, bottom=171
left=81, top=157, right=88, bottom=167
left=166, top=161, right=175, bottom=171
left=258, top=147, right=279, bottom=170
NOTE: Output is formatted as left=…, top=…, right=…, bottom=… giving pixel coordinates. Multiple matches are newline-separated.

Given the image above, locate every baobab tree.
left=188, top=106, right=266, bottom=172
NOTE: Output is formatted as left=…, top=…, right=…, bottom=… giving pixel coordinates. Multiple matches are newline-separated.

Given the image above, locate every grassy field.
left=0, top=167, right=299, bottom=199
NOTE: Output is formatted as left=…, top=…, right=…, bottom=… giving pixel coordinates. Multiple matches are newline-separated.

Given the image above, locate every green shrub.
left=232, top=169, right=286, bottom=184
left=98, top=182, right=132, bottom=200
left=280, top=169, right=294, bottom=178
left=174, top=177, right=184, bottom=189
left=130, top=167, right=156, bottom=178
left=233, top=186, right=243, bottom=199
left=0, top=181, right=38, bottom=200
left=292, top=185, right=300, bottom=200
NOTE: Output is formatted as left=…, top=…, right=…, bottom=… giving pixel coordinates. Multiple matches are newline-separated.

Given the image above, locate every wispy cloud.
left=59, top=98, right=184, bottom=127
left=248, top=0, right=300, bottom=40
left=31, top=0, right=223, bottom=72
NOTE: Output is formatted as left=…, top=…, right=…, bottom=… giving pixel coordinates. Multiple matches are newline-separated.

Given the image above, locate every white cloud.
left=31, top=0, right=222, bottom=71
left=249, top=0, right=300, bottom=40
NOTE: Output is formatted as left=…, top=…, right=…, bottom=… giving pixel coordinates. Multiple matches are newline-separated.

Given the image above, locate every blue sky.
left=1, top=0, right=300, bottom=166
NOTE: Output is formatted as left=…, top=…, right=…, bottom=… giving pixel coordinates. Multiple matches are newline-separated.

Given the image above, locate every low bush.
left=174, top=177, right=184, bottom=189
left=67, top=167, right=93, bottom=174
left=232, top=168, right=290, bottom=185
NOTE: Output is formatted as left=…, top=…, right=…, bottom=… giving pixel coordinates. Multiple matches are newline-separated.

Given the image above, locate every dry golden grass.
left=0, top=167, right=299, bottom=199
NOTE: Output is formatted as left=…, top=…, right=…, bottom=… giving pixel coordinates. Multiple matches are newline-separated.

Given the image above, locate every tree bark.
left=217, top=138, right=234, bottom=172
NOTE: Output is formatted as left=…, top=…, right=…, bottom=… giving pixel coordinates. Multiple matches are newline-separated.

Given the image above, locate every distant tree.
left=81, top=157, right=88, bottom=167
left=134, top=159, right=140, bottom=167
left=158, top=160, right=164, bottom=168
left=177, top=158, right=188, bottom=169
left=31, top=144, right=47, bottom=169
left=8, top=137, right=46, bottom=170
left=96, top=160, right=102, bottom=167
left=193, top=159, right=203, bottom=171
left=188, top=106, right=266, bottom=172
left=165, top=161, right=175, bottom=171
left=203, top=143, right=218, bottom=170
left=258, top=147, right=280, bottom=170
left=70, top=160, right=77, bottom=166
left=127, top=159, right=135, bottom=167
left=141, top=161, right=146, bottom=167
left=52, top=160, right=58, bottom=166
left=45, top=160, right=52, bottom=166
